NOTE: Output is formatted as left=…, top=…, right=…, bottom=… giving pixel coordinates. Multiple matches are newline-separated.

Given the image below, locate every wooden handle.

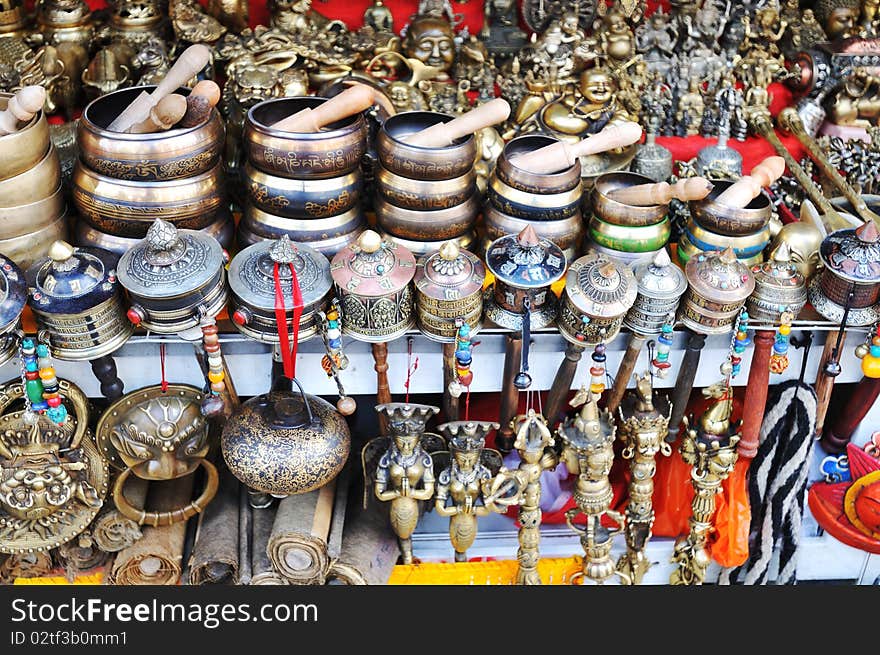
left=403, top=98, right=511, bottom=147
left=511, top=121, right=642, bottom=174
left=127, top=94, right=187, bottom=134
left=823, top=376, right=880, bottom=454
left=0, top=85, right=45, bottom=136
left=442, top=341, right=459, bottom=422
left=180, top=80, right=221, bottom=128
left=152, top=44, right=212, bottom=101
left=605, top=333, right=647, bottom=415
left=607, top=178, right=714, bottom=206
left=271, top=84, right=375, bottom=133
left=372, top=342, right=391, bottom=435
left=814, top=330, right=845, bottom=439
left=667, top=330, right=706, bottom=443
left=738, top=329, right=774, bottom=458
left=497, top=334, right=523, bottom=453
left=543, top=341, right=585, bottom=427
left=714, top=156, right=786, bottom=208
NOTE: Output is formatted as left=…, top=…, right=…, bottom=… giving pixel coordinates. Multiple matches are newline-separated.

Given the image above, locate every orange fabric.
left=710, top=457, right=751, bottom=567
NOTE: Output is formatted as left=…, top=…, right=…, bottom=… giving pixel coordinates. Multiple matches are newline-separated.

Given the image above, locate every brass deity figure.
left=814, top=0, right=861, bottom=41
left=403, top=14, right=456, bottom=78
left=540, top=65, right=633, bottom=139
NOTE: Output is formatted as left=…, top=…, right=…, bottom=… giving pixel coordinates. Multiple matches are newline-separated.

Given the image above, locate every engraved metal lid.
left=330, top=230, right=416, bottom=299
left=414, top=241, right=485, bottom=302
left=228, top=236, right=332, bottom=312
left=818, top=221, right=880, bottom=285
left=0, top=253, right=25, bottom=332
left=632, top=249, right=688, bottom=301
left=26, top=241, right=119, bottom=315
left=685, top=247, right=755, bottom=304
left=748, top=243, right=807, bottom=320
left=117, top=219, right=225, bottom=299
left=485, top=225, right=566, bottom=290
left=564, top=252, right=637, bottom=319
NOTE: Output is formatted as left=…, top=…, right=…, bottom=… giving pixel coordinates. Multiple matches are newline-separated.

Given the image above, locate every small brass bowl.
left=376, top=193, right=478, bottom=242
left=677, top=234, right=764, bottom=267
left=240, top=204, right=365, bottom=258
left=588, top=215, right=671, bottom=253
left=245, top=97, right=367, bottom=179
left=495, top=134, right=582, bottom=194
left=382, top=230, right=477, bottom=258
left=690, top=179, right=772, bottom=236
left=0, top=214, right=69, bottom=270
left=488, top=173, right=581, bottom=220
left=685, top=220, right=770, bottom=259
left=0, top=146, right=61, bottom=207
left=0, top=92, right=50, bottom=182
left=244, top=162, right=360, bottom=219
left=73, top=160, right=225, bottom=237
left=375, top=164, right=476, bottom=211
left=591, top=171, right=668, bottom=227
left=0, top=184, right=65, bottom=239
left=78, top=85, right=225, bottom=182
left=377, top=110, right=476, bottom=181
left=482, top=204, right=583, bottom=256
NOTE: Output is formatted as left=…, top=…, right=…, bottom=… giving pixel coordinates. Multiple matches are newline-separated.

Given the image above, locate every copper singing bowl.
left=0, top=92, right=50, bottom=182
left=376, top=193, right=478, bottom=242
left=78, top=85, right=224, bottom=182
left=0, top=146, right=61, bottom=207
left=245, top=97, right=367, bottom=179
left=377, top=111, right=476, bottom=181
left=240, top=204, right=364, bottom=258
left=382, top=230, right=477, bottom=258
left=495, top=134, right=582, bottom=194
left=73, top=160, right=225, bottom=237
left=588, top=215, right=671, bottom=253
left=0, top=214, right=69, bottom=270
left=591, top=171, right=668, bottom=227
left=488, top=173, right=582, bottom=220
left=690, top=179, right=772, bottom=236
left=244, top=162, right=360, bottom=219
left=0, top=184, right=65, bottom=239
left=375, top=163, right=476, bottom=210
left=482, top=203, right=584, bottom=254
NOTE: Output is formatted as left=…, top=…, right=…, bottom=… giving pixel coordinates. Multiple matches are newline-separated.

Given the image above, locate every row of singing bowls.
left=0, top=214, right=70, bottom=270
left=0, top=92, right=50, bottom=182
left=0, top=147, right=61, bottom=207
left=244, top=162, right=361, bottom=219
left=239, top=204, right=365, bottom=258
left=76, top=211, right=234, bottom=256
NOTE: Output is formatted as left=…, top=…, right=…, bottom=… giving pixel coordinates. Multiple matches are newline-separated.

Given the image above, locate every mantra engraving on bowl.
left=256, top=147, right=363, bottom=177
left=85, top=150, right=219, bottom=181
left=379, top=186, right=473, bottom=211
left=248, top=182, right=356, bottom=218
left=340, top=287, right=414, bottom=339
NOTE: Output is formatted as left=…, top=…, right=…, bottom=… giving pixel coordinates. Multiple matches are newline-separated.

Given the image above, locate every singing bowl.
left=381, top=230, right=476, bottom=259
left=495, top=134, right=582, bottom=195
left=73, top=160, right=224, bottom=237
left=583, top=241, right=662, bottom=268
left=591, top=171, right=669, bottom=227
left=377, top=110, right=477, bottom=181
left=0, top=184, right=65, bottom=239
left=690, top=179, right=772, bottom=236
left=685, top=220, right=770, bottom=259
left=0, top=146, right=61, bottom=208
left=376, top=193, right=478, bottom=242
left=676, top=234, right=764, bottom=268
left=488, top=173, right=582, bottom=220
left=244, top=162, right=360, bottom=219
left=245, top=96, right=367, bottom=179
left=482, top=204, right=584, bottom=255
left=588, top=216, right=671, bottom=253
left=240, top=204, right=364, bottom=258
left=375, top=164, right=476, bottom=211
left=0, top=92, right=50, bottom=182
left=0, top=214, right=69, bottom=270
left=78, top=85, right=224, bottom=182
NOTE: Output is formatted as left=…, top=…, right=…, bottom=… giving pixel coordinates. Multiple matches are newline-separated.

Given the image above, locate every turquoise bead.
left=35, top=344, right=49, bottom=358
left=47, top=405, right=67, bottom=424
left=25, top=361, right=37, bottom=372
left=870, top=345, right=880, bottom=358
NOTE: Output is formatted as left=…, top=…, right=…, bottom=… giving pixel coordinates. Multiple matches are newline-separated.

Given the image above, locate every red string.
left=273, top=262, right=304, bottom=379
left=159, top=342, right=168, bottom=392
left=404, top=338, right=419, bottom=404
left=464, top=387, right=471, bottom=422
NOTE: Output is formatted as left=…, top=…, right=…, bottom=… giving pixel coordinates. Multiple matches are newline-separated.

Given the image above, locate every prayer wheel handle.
left=0, top=377, right=90, bottom=449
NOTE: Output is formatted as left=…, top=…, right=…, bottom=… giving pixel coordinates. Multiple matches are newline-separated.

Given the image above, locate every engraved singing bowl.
left=376, top=194, right=479, bottom=242
left=78, top=85, right=224, bottom=182
left=591, top=171, right=668, bottom=227
left=482, top=203, right=584, bottom=256
left=72, top=160, right=225, bottom=237
left=588, top=216, right=671, bottom=253
left=685, top=220, right=770, bottom=259
left=0, top=92, right=50, bottom=182
left=239, top=204, right=365, bottom=258
left=245, top=96, right=367, bottom=179
left=384, top=230, right=476, bottom=258
left=244, top=162, right=361, bottom=219
left=495, top=134, right=582, bottom=194
left=0, top=146, right=61, bottom=207
left=488, top=173, right=582, bottom=220
left=0, top=214, right=69, bottom=270
left=676, top=235, right=764, bottom=267
left=377, top=110, right=477, bottom=181
left=0, top=184, right=65, bottom=239
left=690, top=179, right=772, bottom=237
left=375, top=164, right=476, bottom=211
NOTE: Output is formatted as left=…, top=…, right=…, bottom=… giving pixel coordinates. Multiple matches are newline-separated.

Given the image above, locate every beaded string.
left=20, top=335, right=66, bottom=424
left=652, top=312, right=675, bottom=378
left=721, top=308, right=751, bottom=381
left=589, top=329, right=608, bottom=398
left=159, top=342, right=169, bottom=392
left=770, top=310, right=793, bottom=374
left=317, top=301, right=355, bottom=416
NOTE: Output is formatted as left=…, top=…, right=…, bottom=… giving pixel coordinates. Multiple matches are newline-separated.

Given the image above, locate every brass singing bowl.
left=588, top=215, right=671, bottom=253
left=245, top=96, right=367, bottom=179
left=482, top=204, right=584, bottom=256
left=690, top=179, right=772, bottom=236
left=676, top=234, right=764, bottom=268
left=376, top=193, right=479, bottom=242
left=685, top=219, right=770, bottom=259
left=240, top=204, right=364, bottom=258
left=73, top=160, right=225, bottom=237
left=0, top=184, right=65, bottom=239
left=495, top=134, right=582, bottom=195
left=244, top=162, right=360, bottom=219
left=0, top=146, right=61, bottom=207
left=591, top=171, right=668, bottom=227
left=0, top=214, right=69, bottom=270
left=382, top=230, right=476, bottom=259
left=377, top=110, right=477, bottom=181
left=0, top=92, right=50, bottom=182
left=488, top=173, right=582, bottom=220
left=375, top=164, right=476, bottom=211
left=78, top=85, right=224, bottom=182
left=584, top=241, right=662, bottom=268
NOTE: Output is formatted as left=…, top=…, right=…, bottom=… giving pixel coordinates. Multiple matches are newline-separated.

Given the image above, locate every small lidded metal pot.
left=330, top=230, right=416, bottom=343
left=0, top=253, right=27, bottom=366
left=624, top=249, right=688, bottom=335
left=558, top=252, right=637, bottom=345
left=679, top=247, right=756, bottom=334
left=117, top=219, right=228, bottom=333
left=484, top=225, right=567, bottom=330
left=809, top=221, right=880, bottom=326
left=26, top=241, right=132, bottom=360
left=228, top=236, right=332, bottom=344
left=414, top=241, right=485, bottom=342
left=747, top=243, right=807, bottom=324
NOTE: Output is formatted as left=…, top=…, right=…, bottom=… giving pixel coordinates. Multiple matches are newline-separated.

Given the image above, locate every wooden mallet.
left=180, top=80, right=221, bottom=128
left=606, top=177, right=714, bottom=206
left=402, top=98, right=511, bottom=147
left=128, top=94, right=188, bottom=134
left=270, top=84, right=375, bottom=133
left=0, top=85, right=45, bottom=136
left=714, top=156, right=786, bottom=208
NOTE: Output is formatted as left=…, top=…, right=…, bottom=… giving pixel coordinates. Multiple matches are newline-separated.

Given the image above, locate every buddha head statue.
left=579, top=66, right=617, bottom=106
left=814, top=0, right=861, bottom=40
left=404, top=15, right=455, bottom=73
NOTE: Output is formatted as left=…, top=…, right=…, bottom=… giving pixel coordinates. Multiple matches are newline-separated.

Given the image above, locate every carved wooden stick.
left=180, top=80, right=221, bottom=128
left=510, top=121, right=642, bottom=174
left=543, top=341, right=585, bottom=428
left=442, top=341, right=459, bottom=421
left=271, top=84, right=375, bottom=133
left=714, top=156, right=786, bottom=208
left=738, top=329, right=774, bottom=458
left=823, top=376, right=880, bottom=454
left=496, top=333, right=523, bottom=453
left=667, top=330, right=707, bottom=443
left=606, top=178, right=714, bottom=207
left=127, top=94, right=187, bottom=134
left=606, top=333, right=648, bottom=416
left=814, top=330, right=845, bottom=440
left=372, top=342, right=391, bottom=435
left=0, top=85, right=45, bottom=136
left=402, top=98, right=511, bottom=147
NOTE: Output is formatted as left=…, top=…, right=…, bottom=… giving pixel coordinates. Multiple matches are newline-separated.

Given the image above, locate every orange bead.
left=39, top=368, right=55, bottom=380
left=208, top=370, right=225, bottom=383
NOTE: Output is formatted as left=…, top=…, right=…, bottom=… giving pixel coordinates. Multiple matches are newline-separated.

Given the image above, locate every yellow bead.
left=779, top=324, right=790, bottom=335
left=208, top=370, right=225, bottom=383
left=327, top=310, right=339, bottom=321
left=590, top=383, right=604, bottom=394
left=38, top=367, right=55, bottom=380
left=862, top=356, right=880, bottom=379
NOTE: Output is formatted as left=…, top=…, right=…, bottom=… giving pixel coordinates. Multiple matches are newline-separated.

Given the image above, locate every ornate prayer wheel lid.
left=26, top=241, right=119, bottom=315
left=117, top=219, right=225, bottom=300
left=818, top=221, right=880, bottom=285
left=685, top=247, right=755, bottom=305
left=564, top=252, right=637, bottom=319
left=485, top=225, right=566, bottom=290
left=414, top=241, right=485, bottom=301
left=632, top=249, right=687, bottom=301
left=0, top=253, right=26, bottom=332
left=330, top=230, right=415, bottom=298
left=228, top=236, right=331, bottom=313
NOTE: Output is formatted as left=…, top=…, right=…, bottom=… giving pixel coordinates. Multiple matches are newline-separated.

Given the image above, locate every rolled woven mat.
left=0, top=551, right=55, bottom=583
left=92, top=476, right=148, bottom=553
left=328, top=503, right=400, bottom=585
left=251, top=503, right=288, bottom=586
left=238, top=484, right=253, bottom=584
left=110, top=474, right=194, bottom=585
left=188, top=463, right=240, bottom=585
left=57, top=535, right=109, bottom=582
left=268, top=481, right=336, bottom=585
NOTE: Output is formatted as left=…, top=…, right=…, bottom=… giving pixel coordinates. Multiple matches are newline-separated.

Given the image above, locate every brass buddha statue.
left=403, top=15, right=456, bottom=78
left=814, top=0, right=861, bottom=41
left=541, top=65, right=632, bottom=139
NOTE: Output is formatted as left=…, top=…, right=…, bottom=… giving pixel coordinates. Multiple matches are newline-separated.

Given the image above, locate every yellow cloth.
left=389, top=557, right=584, bottom=585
